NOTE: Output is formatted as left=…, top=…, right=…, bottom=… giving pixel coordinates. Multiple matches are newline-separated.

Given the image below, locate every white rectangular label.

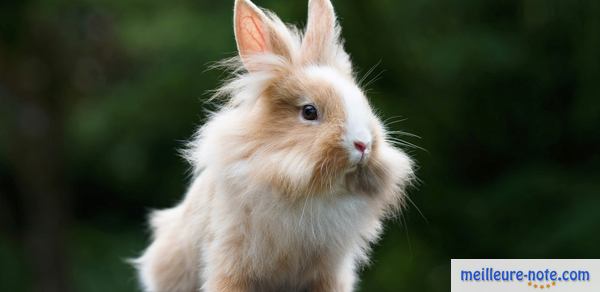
left=451, top=259, right=598, bottom=292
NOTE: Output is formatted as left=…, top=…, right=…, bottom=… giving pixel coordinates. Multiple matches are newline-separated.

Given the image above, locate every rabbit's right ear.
left=301, top=0, right=338, bottom=64
left=234, top=0, right=292, bottom=71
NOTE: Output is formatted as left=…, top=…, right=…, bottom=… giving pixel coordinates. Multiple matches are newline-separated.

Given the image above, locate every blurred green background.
left=1, top=0, right=599, bottom=291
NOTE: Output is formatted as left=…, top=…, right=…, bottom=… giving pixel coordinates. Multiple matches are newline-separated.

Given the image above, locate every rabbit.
left=132, top=0, right=415, bottom=291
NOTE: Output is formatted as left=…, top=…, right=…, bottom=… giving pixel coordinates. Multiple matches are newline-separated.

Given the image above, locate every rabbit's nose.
left=354, top=141, right=368, bottom=153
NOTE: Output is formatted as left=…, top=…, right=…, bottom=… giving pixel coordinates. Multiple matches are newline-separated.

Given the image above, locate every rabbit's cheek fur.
left=249, top=72, right=352, bottom=197
left=302, top=66, right=375, bottom=166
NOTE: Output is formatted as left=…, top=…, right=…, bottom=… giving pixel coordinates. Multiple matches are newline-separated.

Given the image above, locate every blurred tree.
left=0, top=2, right=125, bottom=291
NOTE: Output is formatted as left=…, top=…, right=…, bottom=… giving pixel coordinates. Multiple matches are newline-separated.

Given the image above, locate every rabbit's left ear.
left=301, top=0, right=339, bottom=64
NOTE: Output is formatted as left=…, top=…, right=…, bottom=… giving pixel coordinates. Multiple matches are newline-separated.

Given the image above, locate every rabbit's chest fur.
left=188, top=167, right=383, bottom=285
left=241, top=190, right=377, bottom=260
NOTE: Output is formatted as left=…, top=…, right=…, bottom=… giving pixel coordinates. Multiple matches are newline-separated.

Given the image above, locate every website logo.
left=452, top=259, right=597, bottom=291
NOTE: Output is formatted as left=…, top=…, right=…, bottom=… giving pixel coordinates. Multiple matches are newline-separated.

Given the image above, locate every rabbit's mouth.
left=358, top=149, right=371, bottom=164
left=345, top=154, right=370, bottom=174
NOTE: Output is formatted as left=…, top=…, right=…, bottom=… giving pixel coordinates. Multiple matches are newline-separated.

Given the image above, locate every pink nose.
left=354, top=141, right=367, bottom=153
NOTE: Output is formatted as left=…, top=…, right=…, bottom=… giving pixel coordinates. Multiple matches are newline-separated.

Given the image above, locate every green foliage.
left=1, top=0, right=599, bottom=291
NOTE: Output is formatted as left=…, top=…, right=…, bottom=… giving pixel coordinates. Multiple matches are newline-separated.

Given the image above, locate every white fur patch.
left=304, top=66, right=373, bottom=164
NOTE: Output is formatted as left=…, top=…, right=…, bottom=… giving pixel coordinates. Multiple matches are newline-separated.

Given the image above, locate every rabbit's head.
left=196, top=0, right=413, bottom=205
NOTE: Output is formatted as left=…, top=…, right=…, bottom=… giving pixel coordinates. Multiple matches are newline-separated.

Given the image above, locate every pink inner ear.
left=238, top=14, right=268, bottom=56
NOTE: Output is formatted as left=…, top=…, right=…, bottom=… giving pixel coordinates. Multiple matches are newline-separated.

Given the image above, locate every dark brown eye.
left=301, top=105, right=318, bottom=121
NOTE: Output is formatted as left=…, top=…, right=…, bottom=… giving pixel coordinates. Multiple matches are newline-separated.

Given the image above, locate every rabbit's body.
left=139, top=170, right=374, bottom=292
left=135, top=0, right=414, bottom=291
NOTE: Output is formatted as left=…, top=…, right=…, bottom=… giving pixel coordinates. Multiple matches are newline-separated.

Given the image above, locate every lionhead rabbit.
left=134, top=0, right=415, bottom=291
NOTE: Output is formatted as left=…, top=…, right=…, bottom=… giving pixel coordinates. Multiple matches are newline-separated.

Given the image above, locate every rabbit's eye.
left=301, top=105, right=318, bottom=121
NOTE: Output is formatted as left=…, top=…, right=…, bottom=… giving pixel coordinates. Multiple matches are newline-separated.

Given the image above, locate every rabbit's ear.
left=234, top=0, right=291, bottom=71
left=301, top=0, right=338, bottom=64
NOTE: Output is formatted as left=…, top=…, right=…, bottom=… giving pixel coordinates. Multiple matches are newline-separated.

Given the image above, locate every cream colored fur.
left=133, top=0, right=414, bottom=291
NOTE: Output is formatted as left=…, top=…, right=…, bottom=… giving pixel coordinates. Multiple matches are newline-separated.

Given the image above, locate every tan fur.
left=301, top=0, right=337, bottom=64
left=134, top=0, right=414, bottom=291
left=247, top=71, right=349, bottom=198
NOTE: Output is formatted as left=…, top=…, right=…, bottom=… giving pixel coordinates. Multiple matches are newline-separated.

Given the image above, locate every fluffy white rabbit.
left=133, top=0, right=414, bottom=291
